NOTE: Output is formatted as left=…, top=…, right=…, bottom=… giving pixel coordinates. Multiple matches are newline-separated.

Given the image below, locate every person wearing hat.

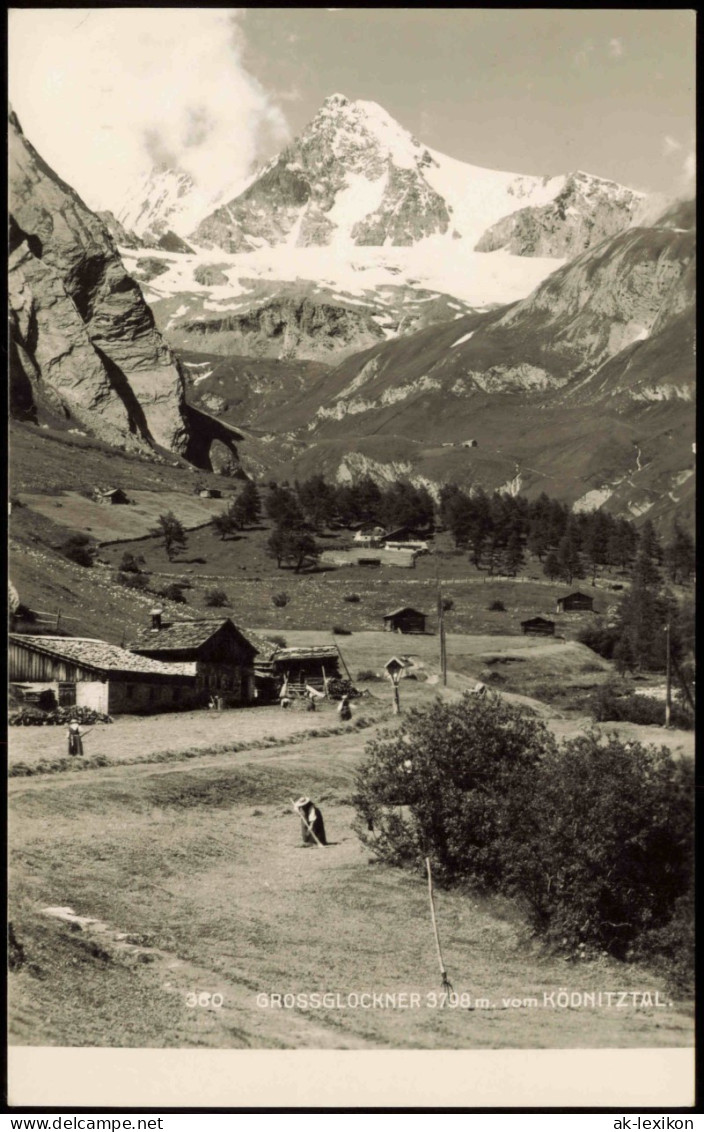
left=295, top=796, right=327, bottom=846
left=67, top=719, right=86, bottom=756
left=337, top=694, right=352, bottom=721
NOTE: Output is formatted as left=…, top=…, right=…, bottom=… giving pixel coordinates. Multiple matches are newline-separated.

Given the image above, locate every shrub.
left=352, top=698, right=694, bottom=971
left=62, top=533, right=94, bottom=567
left=115, top=571, right=149, bottom=591
left=578, top=621, right=619, bottom=660
left=272, top=592, right=289, bottom=608
left=332, top=625, right=352, bottom=635
left=160, top=583, right=187, bottom=604
left=205, top=588, right=229, bottom=608
left=488, top=600, right=506, bottom=612
left=343, top=593, right=361, bottom=603
left=357, top=669, right=381, bottom=682
left=265, top=634, right=287, bottom=648
left=119, top=552, right=145, bottom=574
left=630, top=893, right=694, bottom=993
left=505, top=735, right=693, bottom=960
left=591, top=684, right=693, bottom=730
left=352, top=695, right=554, bottom=883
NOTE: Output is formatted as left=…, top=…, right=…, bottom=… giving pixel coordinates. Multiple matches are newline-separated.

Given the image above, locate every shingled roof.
left=10, top=635, right=193, bottom=677
left=275, top=645, right=340, bottom=663
left=127, top=617, right=256, bottom=658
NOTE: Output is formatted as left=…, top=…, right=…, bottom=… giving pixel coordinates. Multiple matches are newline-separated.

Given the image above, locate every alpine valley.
left=8, top=95, right=695, bottom=534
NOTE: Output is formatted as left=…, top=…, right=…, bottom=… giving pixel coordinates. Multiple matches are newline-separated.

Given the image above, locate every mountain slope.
left=8, top=110, right=192, bottom=455
left=227, top=210, right=695, bottom=528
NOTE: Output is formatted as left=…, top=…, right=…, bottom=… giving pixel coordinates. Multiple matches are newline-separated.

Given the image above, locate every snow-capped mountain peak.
left=186, top=94, right=642, bottom=257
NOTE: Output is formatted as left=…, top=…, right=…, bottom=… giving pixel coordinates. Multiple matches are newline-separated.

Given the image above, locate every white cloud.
left=681, top=150, right=696, bottom=192
left=608, top=37, right=624, bottom=59
left=8, top=8, right=291, bottom=212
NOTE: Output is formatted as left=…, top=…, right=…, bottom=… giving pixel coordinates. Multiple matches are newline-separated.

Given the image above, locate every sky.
left=8, top=8, right=696, bottom=212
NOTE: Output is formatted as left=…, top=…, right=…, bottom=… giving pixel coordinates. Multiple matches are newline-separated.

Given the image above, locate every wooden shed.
left=127, top=617, right=256, bottom=705
left=383, top=607, right=427, bottom=634
left=94, top=487, right=129, bottom=505
left=241, top=633, right=343, bottom=702
left=520, top=616, right=556, bottom=637
left=556, top=592, right=595, bottom=614
left=8, top=634, right=196, bottom=715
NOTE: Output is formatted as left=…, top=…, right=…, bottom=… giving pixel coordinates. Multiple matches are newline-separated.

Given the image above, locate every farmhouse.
left=93, top=487, right=129, bottom=505
left=383, top=607, right=427, bottom=634
left=8, top=634, right=196, bottom=715
left=520, top=616, right=556, bottom=637
left=461, top=439, right=478, bottom=449
left=127, top=615, right=256, bottom=705
left=353, top=526, right=386, bottom=547
left=556, top=591, right=595, bottom=613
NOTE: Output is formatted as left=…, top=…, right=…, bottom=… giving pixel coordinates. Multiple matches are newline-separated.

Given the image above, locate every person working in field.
left=295, top=796, right=327, bottom=846
left=67, top=719, right=86, bottom=756
left=338, top=694, right=352, bottom=721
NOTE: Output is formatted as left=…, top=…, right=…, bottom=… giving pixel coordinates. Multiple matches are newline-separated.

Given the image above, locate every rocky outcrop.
left=8, top=109, right=192, bottom=454
left=97, top=211, right=145, bottom=249
left=175, top=297, right=386, bottom=361
left=474, top=172, right=642, bottom=257
left=351, top=165, right=450, bottom=245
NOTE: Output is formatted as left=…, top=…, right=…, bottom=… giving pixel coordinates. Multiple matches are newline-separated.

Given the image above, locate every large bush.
left=352, top=694, right=555, bottom=885
left=505, top=735, right=693, bottom=962
left=62, top=533, right=95, bottom=567
left=352, top=698, right=694, bottom=983
left=591, top=683, right=693, bottom=730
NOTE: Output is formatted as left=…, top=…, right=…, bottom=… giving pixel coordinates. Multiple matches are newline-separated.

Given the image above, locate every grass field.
left=17, top=489, right=235, bottom=544
left=8, top=632, right=694, bottom=1050
left=8, top=715, right=693, bottom=1050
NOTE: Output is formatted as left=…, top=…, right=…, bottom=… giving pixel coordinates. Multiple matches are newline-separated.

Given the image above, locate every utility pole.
left=435, top=556, right=447, bottom=687
left=665, top=617, right=672, bottom=729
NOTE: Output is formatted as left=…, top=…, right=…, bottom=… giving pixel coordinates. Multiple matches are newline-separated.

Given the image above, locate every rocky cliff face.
left=474, top=172, right=641, bottom=257
left=8, top=109, right=192, bottom=454
left=175, top=296, right=386, bottom=361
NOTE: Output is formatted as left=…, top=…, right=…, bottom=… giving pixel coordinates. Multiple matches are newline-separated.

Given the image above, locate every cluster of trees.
left=580, top=519, right=695, bottom=678
left=212, top=482, right=261, bottom=541
left=264, top=485, right=321, bottom=573
left=439, top=486, right=641, bottom=581
left=278, top=473, right=436, bottom=534
left=353, top=695, right=693, bottom=987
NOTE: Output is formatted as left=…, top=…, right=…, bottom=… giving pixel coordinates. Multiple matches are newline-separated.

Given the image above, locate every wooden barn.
left=127, top=616, right=256, bottom=705
left=520, top=616, right=556, bottom=637
left=383, top=607, right=427, bottom=634
left=242, top=633, right=343, bottom=702
left=94, top=487, right=129, bottom=505
left=8, top=634, right=196, bottom=715
left=556, top=591, right=595, bottom=614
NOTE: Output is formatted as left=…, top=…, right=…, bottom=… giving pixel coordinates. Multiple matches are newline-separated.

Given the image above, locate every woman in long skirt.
left=67, top=721, right=85, bottom=756
left=295, top=796, right=327, bottom=846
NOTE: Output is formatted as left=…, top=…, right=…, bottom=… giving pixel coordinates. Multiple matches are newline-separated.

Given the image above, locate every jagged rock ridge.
left=8, top=109, right=192, bottom=454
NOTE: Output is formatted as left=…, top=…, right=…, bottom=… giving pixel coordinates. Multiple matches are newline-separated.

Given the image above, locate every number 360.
left=186, top=991, right=224, bottom=1008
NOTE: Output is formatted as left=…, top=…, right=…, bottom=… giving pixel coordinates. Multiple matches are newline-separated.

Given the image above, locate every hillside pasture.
left=16, top=490, right=234, bottom=544
left=8, top=726, right=693, bottom=1050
